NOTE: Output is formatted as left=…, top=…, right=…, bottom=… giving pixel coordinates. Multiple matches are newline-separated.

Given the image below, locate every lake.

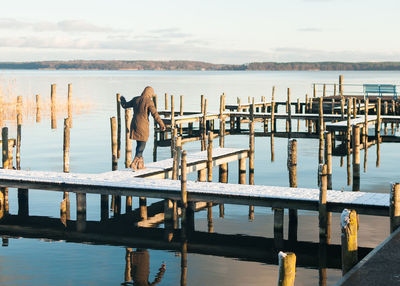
left=0, top=70, right=399, bottom=285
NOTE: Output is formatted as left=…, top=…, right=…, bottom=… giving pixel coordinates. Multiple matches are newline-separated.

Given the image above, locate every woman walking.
left=120, top=86, right=166, bottom=170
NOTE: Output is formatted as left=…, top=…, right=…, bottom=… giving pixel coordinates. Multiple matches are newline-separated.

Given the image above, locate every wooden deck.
left=325, top=115, right=377, bottom=132
left=0, top=168, right=389, bottom=216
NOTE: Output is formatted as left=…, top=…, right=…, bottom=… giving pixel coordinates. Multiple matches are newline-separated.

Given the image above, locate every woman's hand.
left=120, top=96, right=127, bottom=108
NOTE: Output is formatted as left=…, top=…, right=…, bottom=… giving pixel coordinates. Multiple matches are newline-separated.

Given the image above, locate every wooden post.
left=2, top=127, right=9, bottom=169
left=323, top=84, right=326, bottom=97
left=172, top=136, right=182, bottom=180
left=364, top=98, right=369, bottom=141
left=339, top=75, right=343, bottom=98
left=376, top=98, right=381, bottom=137
left=125, top=108, right=132, bottom=168
left=111, top=117, right=118, bottom=171
left=352, top=97, right=357, bottom=118
left=35, top=94, right=41, bottom=123
left=319, top=164, right=328, bottom=244
left=63, top=118, right=70, bottom=173
left=219, top=95, right=227, bottom=217
left=170, top=95, right=175, bottom=155
left=51, top=84, right=56, bottom=129
left=352, top=126, right=360, bottom=192
left=68, top=83, right=72, bottom=127
left=249, top=99, right=255, bottom=185
left=341, top=209, right=358, bottom=275
left=207, top=132, right=213, bottom=182
left=313, top=83, right=316, bottom=98
left=271, top=133, right=275, bottom=162
left=334, top=83, right=337, bottom=97
left=116, top=93, right=121, bottom=159
left=16, top=96, right=22, bottom=123
left=101, top=194, right=109, bottom=221
left=288, top=139, right=298, bottom=241
left=271, top=86, right=276, bottom=132
left=319, top=97, right=324, bottom=166
left=325, top=132, right=332, bottom=190
left=164, top=93, right=168, bottom=111
left=238, top=157, right=246, bottom=184
left=340, top=97, right=345, bottom=120
left=390, top=183, right=400, bottom=233
left=287, top=88, right=292, bottom=135
left=181, top=150, right=188, bottom=226
left=76, top=192, right=87, bottom=232
left=179, top=95, right=183, bottom=134
left=16, top=113, right=22, bottom=170
left=278, top=252, right=296, bottom=286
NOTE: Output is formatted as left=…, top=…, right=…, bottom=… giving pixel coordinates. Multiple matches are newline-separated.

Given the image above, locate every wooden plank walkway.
left=103, top=147, right=248, bottom=179
left=325, top=115, right=377, bottom=132
left=0, top=168, right=389, bottom=216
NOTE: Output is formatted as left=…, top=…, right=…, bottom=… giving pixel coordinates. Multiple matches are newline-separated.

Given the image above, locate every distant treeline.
left=2, top=60, right=400, bottom=71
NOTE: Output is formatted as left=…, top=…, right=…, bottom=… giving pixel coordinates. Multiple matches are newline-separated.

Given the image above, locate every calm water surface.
left=0, top=70, right=399, bottom=285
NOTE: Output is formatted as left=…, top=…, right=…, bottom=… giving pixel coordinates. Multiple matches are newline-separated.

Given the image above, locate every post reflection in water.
left=122, top=248, right=166, bottom=286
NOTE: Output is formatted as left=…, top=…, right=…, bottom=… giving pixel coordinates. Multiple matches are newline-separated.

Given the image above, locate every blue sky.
left=1, top=0, right=400, bottom=63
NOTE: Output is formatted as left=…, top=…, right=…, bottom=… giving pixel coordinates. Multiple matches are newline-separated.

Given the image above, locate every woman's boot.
left=137, top=157, right=145, bottom=170
left=130, top=157, right=140, bottom=171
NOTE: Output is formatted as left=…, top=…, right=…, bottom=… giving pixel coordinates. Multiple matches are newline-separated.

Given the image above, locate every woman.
left=120, top=86, right=166, bottom=170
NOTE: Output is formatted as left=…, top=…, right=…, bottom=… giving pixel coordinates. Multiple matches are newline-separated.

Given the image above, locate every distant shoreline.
left=2, top=60, right=400, bottom=71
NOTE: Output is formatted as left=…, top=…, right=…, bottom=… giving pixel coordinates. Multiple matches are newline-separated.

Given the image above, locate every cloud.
left=149, top=27, right=191, bottom=39
left=297, top=27, right=323, bottom=32
left=0, top=18, right=114, bottom=33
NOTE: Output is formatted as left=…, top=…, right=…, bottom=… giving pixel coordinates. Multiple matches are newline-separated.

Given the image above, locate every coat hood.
left=141, top=86, right=154, bottom=99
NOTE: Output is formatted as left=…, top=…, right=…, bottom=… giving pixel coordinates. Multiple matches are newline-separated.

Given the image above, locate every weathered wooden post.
left=352, top=97, right=357, bottom=119
left=110, top=116, right=120, bottom=215
left=219, top=95, right=227, bottom=217
left=390, top=183, right=400, bottom=233
left=286, top=88, right=292, bottom=134
left=125, top=108, right=132, bottom=168
left=288, top=139, right=298, bottom=241
left=170, top=95, right=175, bottom=156
left=181, top=150, right=188, bottom=225
left=352, top=126, right=360, bottom=192
left=111, top=117, right=118, bottom=171
left=51, top=84, right=56, bottom=129
left=116, top=93, right=121, bottom=159
left=76, top=192, right=87, bottom=232
left=62, top=117, right=71, bottom=220
left=68, top=83, right=72, bottom=127
left=179, top=95, right=184, bottom=134
left=207, top=132, right=213, bottom=182
left=16, top=113, right=22, bottom=170
left=325, top=132, right=333, bottom=190
left=35, top=94, right=41, bottom=123
left=164, top=93, right=168, bottom=111
left=341, top=209, right=358, bottom=275
left=124, top=248, right=132, bottom=283
left=202, top=98, right=208, bottom=151
left=340, top=97, right=345, bottom=120
left=339, top=75, right=344, bottom=99
left=323, top=84, right=326, bottom=97
left=318, top=97, right=324, bottom=166
left=271, top=86, right=276, bottom=132
left=2, top=127, right=9, bottom=169
left=17, top=110, right=28, bottom=217
left=248, top=99, right=255, bottom=219
left=313, top=83, right=316, bottom=98
left=63, top=118, right=70, bottom=173
left=277, top=252, right=296, bottom=286
left=319, top=164, right=329, bottom=244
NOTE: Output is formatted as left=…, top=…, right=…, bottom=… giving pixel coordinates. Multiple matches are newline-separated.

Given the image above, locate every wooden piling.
left=376, top=98, right=381, bottom=137
left=325, top=132, right=332, bottom=190
left=207, top=132, right=213, bottom=182
left=179, top=95, right=183, bottom=134
left=125, top=108, right=132, bottom=168
left=288, top=139, right=298, bottom=241
left=249, top=100, right=255, bottom=185
left=16, top=113, right=22, bottom=170
left=164, top=93, right=168, bottom=111
left=318, top=97, right=324, bottom=165
left=76, top=192, right=87, bottom=232
left=390, top=183, right=400, bottom=233
left=172, top=137, right=182, bottom=180
left=339, top=75, right=343, bottom=98
left=111, top=117, right=118, bottom=171
left=35, top=94, right=41, bottom=123
left=313, top=83, right=316, bottom=98
left=364, top=98, right=369, bottom=140
left=63, top=118, right=70, bottom=173
left=271, top=133, right=275, bottom=162
left=352, top=126, right=360, bottom=192
left=51, top=84, right=56, bottom=129
left=287, top=88, right=292, bottom=134
left=219, top=94, right=227, bottom=217
left=319, top=164, right=328, bottom=244
left=323, top=84, right=326, bottom=97
left=116, top=93, right=121, bottom=159
left=271, top=86, right=276, bottom=132
left=68, top=83, right=72, bottom=127
left=278, top=252, right=296, bottom=286
left=181, top=150, right=188, bottom=225
left=2, top=127, right=9, bottom=169
left=341, top=209, right=358, bottom=275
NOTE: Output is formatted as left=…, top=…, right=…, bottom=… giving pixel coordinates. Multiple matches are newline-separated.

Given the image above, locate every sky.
left=1, top=0, right=400, bottom=63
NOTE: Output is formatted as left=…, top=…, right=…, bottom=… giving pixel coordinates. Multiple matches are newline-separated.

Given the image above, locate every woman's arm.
left=148, top=100, right=166, bottom=130
left=120, top=96, right=135, bottom=108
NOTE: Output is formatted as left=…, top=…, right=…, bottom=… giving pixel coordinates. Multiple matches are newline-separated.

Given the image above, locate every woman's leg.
left=135, top=141, right=147, bottom=158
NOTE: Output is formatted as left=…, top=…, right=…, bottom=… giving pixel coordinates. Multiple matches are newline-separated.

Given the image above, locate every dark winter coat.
left=120, top=86, right=165, bottom=142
